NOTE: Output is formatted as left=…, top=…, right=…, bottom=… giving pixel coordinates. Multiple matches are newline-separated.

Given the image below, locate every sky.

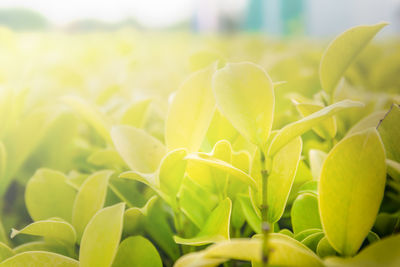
left=0, top=0, right=198, bottom=27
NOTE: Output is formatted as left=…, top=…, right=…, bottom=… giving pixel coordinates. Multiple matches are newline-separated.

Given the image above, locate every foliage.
left=0, top=22, right=399, bottom=266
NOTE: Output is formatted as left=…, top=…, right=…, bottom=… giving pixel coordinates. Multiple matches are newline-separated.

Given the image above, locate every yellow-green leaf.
left=79, top=203, right=125, bottom=267
left=165, top=64, right=216, bottom=152
left=11, top=219, right=76, bottom=245
left=0, top=242, right=14, bottom=262
left=120, top=99, right=152, bottom=128
left=25, top=169, right=77, bottom=222
left=324, top=234, right=400, bottom=267
left=176, top=234, right=323, bottom=267
left=112, top=236, right=162, bottom=267
left=186, top=150, right=257, bottom=190
left=174, top=198, right=231, bottom=246
left=346, top=110, right=386, bottom=137
left=0, top=251, right=78, bottom=267
left=378, top=104, right=400, bottom=162
left=213, top=62, right=274, bottom=146
left=63, top=96, right=110, bottom=142
left=267, top=136, right=302, bottom=223
left=72, top=170, right=112, bottom=241
left=123, top=196, right=158, bottom=235
left=111, top=125, right=166, bottom=173
left=159, top=149, right=187, bottom=206
left=268, top=100, right=364, bottom=156
left=291, top=194, right=322, bottom=234
left=295, top=102, right=337, bottom=139
left=320, top=22, right=388, bottom=94
left=319, top=128, right=386, bottom=256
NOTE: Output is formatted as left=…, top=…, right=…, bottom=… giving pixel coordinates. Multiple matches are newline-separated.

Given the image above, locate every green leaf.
left=317, top=237, right=337, bottom=258
left=319, top=128, right=386, bottom=256
left=320, top=22, right=388, bottom=94
left=174, top=198, right=231, bottom=246
left=0, top=242, right=14, bottom=262
left=159, top=149, right=187, bottom=206
left=11, top=219, right=76, bottom=245
left=174, top=251, right=226, bottom=267
left=87, top=149, right=125, bottom=169
left=309, top=149, right=327, bottom=180
left=324, top=234, right=400, bottom=267
left=186, top=151, right=257, bottom=190
left=205, top=109, right=239, bottom=150
left=112, top=236, right=162, bottom=267
left=0, top=251, right=78, bottom=267
left=1, top=107, right=63, bottom=195
left=387, top=159, right=400, bottom=182
left=120, top=99, right=152, bottom=128
left=25, top=169, right=77, bottom=222
left=302, top=232, right=324, bottom=252
left=294, top=102, right=337, bottom=139
left=267, top=136, right=302, bottom=223
left=112, top=125, right=166, bottom=173
left=179, top=234, right=323, bottom=266
left=294, top=229, right=323, bottom=242
left=79, top=203, right=125, bottom=267
left=143, top=201, right=180, bottom=261
left=72, top=170, right=112, bottom=241
left=291, top=193, right=322, bottom=234
left=165, top=64, right=216, bottom=152
left=279, top=229, right=294, bottom=237
left=63, top=96, right=110, bottom=142
left=179, top=177, right=218, bottom=229
left=378, top=104, right=400, bottom=162
left=237, top=194, right=261, bottom=233
left=298, top=181, right=319, bottom=195
left=123, top=196, right=158, bottom=235
left=13, top=241, right=70, bottom=256
left=0, top=142, right=6, bottom=183
left=346, top=110, right=386, bottom=137
left=268, top=100, right=364, bottom=156
left=213, top=62, right=274, bottom=146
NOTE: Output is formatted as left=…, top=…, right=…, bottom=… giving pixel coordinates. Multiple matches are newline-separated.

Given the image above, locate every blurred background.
left=0, top=0, right=399, bottom=36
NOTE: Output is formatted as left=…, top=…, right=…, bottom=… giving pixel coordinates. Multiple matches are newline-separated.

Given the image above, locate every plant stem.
left=260, top=150, right=270, bottom=267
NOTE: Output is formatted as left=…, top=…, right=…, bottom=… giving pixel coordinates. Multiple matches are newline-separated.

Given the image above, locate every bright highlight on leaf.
left=213, top=62, right=275, bottom=146
left=79, top=203, right=125, bottom=267
left=319, top=128, right=386, bottom=256
left=320, top=22, right=388, bottom=94
left=111, top=125, right=166, bottom=173
left=267, top=136, right=302, bottom=223
left=166, top=64, right=216, bottom=152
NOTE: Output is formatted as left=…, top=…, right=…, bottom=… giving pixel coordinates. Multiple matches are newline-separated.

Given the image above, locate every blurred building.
left=195, top=0, right=400, bottom=36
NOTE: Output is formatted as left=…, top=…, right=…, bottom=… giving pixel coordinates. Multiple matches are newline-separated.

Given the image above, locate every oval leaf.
left=0, top=251, right=78, bottom=267
left=112, top=236, right=162, bottom=267
left=267, top=136, right=302, bottom=223
left=25, top=169, right=77, bottom=222
left=79, top=203, right=125, bottom=267
left=174, top=198, right=231, bottom=246
left=72, top=170, right=112, bottom=241
left=319, top=128, right=386, bottom=256
left=291, top=194, right=322, bottom=234
left=268, top=100, right=364, bottom=156
left=11, top=220, right=76, bottom=245
left=111, top=125, right=166, bottom=173
left=213, top=62, right=274, bottom=146
left=320, top=22, right=388, bottom=94
left=165, top=65, right=216, bottom=152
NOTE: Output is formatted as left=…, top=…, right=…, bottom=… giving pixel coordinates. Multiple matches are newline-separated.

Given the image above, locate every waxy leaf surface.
left=213, top=62, right=274, bottom=146
left=319, top=128, right=386, bottom=256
